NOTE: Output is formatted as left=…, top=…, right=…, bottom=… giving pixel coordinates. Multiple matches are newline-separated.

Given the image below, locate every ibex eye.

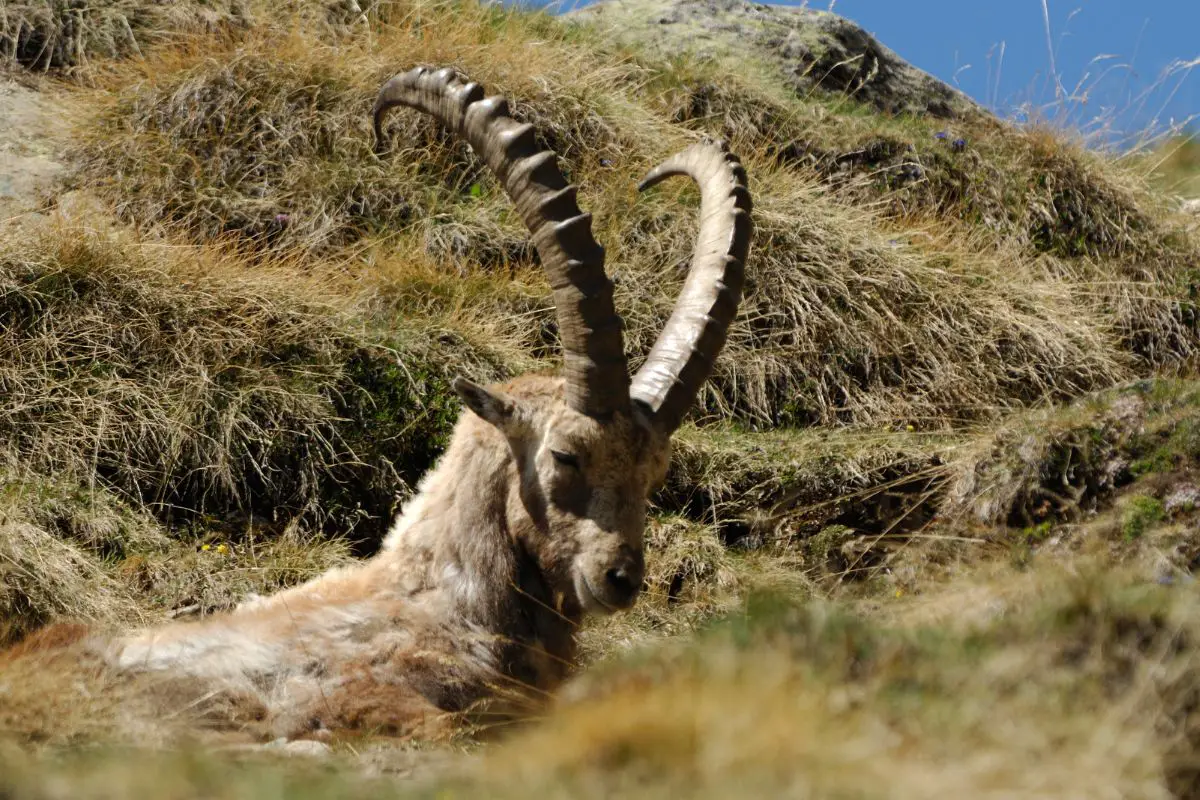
left=551, top=450, right=580, bottom=469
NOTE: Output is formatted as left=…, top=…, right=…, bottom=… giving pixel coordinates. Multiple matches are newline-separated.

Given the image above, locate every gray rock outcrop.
left=571, top=0, right=984, bottom=119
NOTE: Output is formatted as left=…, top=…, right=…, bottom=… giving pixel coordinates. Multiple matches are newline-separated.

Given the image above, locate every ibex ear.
left=452, top=377, right=516, bottom=428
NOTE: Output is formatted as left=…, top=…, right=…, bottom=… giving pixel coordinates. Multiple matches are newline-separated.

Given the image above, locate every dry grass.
left=664, top=422, right=960, bottom=546
left=2, top=0, right=1200, bottom=796
left=0, top=212, right=517, bottom=637
left=638, top=43, right=1193, bottom=259
left=0, top=0, right=247, bottom=72
left=0, top=521, right=144, bottom=644
left=0, top=217, right=513, bottom=540
left=55, top=1, right=1198, bottom=432
left=0, top=471, right=164, bottom=643
left=943, top=379, right=1200, bottom=528
left=1140, top=134, right=1200, bottom=200
left=0, top=470, right=358, bottom=645
left=492, top=564, right=1199, bottom=799
left=8, top=561, right=1193, bottom=798
left=125, top=521, right=355, bottom=618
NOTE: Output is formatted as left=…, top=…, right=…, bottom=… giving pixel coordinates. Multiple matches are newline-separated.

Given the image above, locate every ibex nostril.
left=605, top=567, right=638, bottom=600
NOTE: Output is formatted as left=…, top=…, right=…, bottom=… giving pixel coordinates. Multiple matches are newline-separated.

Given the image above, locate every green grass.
left=1123, top=496, right=1166, bottom=542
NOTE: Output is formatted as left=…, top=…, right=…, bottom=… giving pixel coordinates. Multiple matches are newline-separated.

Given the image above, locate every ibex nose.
left=604, top=550, right=645, bottom=607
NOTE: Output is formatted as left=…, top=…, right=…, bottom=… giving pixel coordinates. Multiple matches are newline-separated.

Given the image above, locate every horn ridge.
left=630, top=139, right=753, bottom=433
left=373, top=66, right=630, bottom=419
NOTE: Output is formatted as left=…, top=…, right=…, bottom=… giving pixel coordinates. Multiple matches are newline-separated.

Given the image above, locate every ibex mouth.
left=576, top=572, right=620, bottom=616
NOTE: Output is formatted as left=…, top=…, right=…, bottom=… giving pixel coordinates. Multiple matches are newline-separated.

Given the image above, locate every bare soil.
left=0, top=74, right=65, bottom=220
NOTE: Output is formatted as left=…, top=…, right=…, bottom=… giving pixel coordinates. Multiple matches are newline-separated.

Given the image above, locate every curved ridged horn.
left=631, top=140, right=753, bottom=433
left=373, top=66, right=630, bottom=419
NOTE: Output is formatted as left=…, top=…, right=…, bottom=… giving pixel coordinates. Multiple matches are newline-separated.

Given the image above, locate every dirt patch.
left=0, top=75, right=65, bottom=219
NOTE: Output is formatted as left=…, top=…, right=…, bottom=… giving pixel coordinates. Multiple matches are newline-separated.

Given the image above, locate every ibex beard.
left=4, top=66, right=753, bottom=745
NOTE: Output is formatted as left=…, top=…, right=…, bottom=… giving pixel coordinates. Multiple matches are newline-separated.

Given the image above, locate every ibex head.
left=374, top=67, right=752, bottom=616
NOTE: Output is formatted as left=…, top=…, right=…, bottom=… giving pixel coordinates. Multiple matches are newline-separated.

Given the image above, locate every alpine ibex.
left=54, top=67, right=753, bottom=741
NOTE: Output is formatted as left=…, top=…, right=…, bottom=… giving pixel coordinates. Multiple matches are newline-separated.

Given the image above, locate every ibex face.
left=456, top=374, right=669, bottom=613
left=375, top=67, right=752, bottom=618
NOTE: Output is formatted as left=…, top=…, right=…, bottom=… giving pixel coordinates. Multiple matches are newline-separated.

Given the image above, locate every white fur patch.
left=116, top=629, right=284, bottom=678
left=441, top=561, right=482, bottom=607
left=381, top=481, right=434, bottom=551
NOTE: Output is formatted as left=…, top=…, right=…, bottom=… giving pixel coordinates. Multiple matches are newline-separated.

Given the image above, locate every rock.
left=571, top=0, right=984, bottom=120
left=0, top=75, right=66, bottom=219
left=264, top=738, right=332, bottom=758
left=1164, top=484, right=1200, bottom=514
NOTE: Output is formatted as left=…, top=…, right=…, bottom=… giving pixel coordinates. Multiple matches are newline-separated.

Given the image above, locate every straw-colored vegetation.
left=2, top=0, right=1200, bottom=796
left=1144, top=133, right=1200, bottom=200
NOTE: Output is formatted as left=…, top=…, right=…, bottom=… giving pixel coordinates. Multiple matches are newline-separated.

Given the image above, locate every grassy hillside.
left=1145, top=134, right=1200, bottom=200
left=2, top=0, right=1200, bottom=796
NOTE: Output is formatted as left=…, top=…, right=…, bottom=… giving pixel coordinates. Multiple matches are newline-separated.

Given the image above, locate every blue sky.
left=814, top=1, right=1199, bottom=144
left=536, top=0, right=1200, bottom=147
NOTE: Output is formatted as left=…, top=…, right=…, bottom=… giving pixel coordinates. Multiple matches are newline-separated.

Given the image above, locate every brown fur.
left=2, top=622, right=90, bottom=662
left=26, top=375, right=674, bottom=744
